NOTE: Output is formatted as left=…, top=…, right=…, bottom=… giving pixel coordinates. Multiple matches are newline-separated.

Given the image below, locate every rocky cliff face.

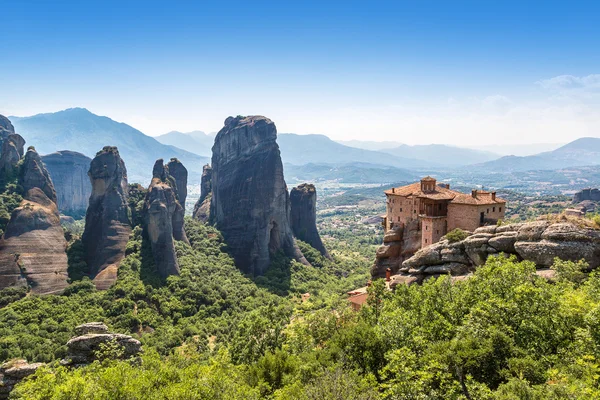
left=0, top=359, right=44, bottom=400
left=18, top=147, right=58, bottom=204
left=143, top=160, right=189, bottom=279
left=393, top=220, right=600, bottom=285
left=573, top=188, right=600, bottom=203
left=82, top=146, right=131, bottom=290
left=166, top=158, right=187, bottom=209
left=0, top=188, right=69, bottom=294
left=371, top=219, right=422, bottom=279
left=41, top=151, right=92, bottom=214
left=0, top=134, right=25, bottom=184
left=290, top=183, right=331, bottom=259
left=210, top=116, right=306, bottom=275
left=192, top=164, right=212, bottom=223
left=0, top=115, right=15, bottom=139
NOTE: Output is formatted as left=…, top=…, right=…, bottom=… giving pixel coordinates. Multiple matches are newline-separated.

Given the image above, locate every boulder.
left=0, top=359, right=44, bottom=400
left=82, top=146, right=131, bottom=290
left=18, top=147, right=57, bottom=204
left=209, top=116, right=306, bottom=275
left=0, top=188, right=69, bottom=294
left=41, top=151, right=92, bottom=214
left=290, top=183, right=331, bottom=259
left=166, top=158, right=188, bottom=209
left=61, top=322, right=142, bottom=366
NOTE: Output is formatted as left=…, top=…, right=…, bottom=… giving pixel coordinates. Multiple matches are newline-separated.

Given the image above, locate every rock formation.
left=210, top=116, right=306, bottom=275
left=0, top=359, right=44, bottom=399
left=573, top=188, right=600, bottom=204
left=18, top=147, right=58, bottom=204
left=143, top=159, right=189, bottom=279
left=82, top=146, right=131, bottom=290
left=290, top=183, right=331, bottom=259
left=371, top=219, right=421, bottom=278
left=61, top=322, right=142, bottom=366
left=0, top=188, right=69, bottom=294
left=0, top=125, right=25, bottom=184
left=392, top=220, right=600, bottom=285
left=42, top=151, right=92, bottom=214
left=0, top=115, right=15, bottom=140
left=193, top=164, right=212, bottom=222
left=192, top=164, right=212, bottom=223
left=166, top=158, right=188, bottom=209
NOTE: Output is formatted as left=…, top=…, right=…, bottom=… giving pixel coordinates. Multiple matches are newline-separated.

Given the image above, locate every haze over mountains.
left=474, top=138, right=600, bottom=172
left=10, top=108, right=209, bottom=184
left=7, top=108, right=600, bottom=186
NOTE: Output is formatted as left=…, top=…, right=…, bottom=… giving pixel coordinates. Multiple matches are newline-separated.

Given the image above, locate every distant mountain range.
left=155, top=130, right=215, bottom=157
left=10, top=108, right=209, bottom=184
left=336, top=139, right=404, bottom=151
left=474, top=138, right=600, bottom=171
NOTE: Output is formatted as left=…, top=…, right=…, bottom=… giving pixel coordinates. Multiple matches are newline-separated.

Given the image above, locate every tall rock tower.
left=192, top=164, right=212, bottom=222
left=143, top=159, right=189, bottom=279
left=82, top=146, right=131, bottom=290
left=210, top=116, right=306, bottom=275
left=290, top=183, right=331, bottom=259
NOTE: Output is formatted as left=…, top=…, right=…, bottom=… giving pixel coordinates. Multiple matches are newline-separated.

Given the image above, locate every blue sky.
left=2, top=0, right=600, bottom=145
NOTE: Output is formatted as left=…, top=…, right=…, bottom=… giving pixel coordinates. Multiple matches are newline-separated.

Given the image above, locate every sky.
left=2, top=0, right=600, bottom=145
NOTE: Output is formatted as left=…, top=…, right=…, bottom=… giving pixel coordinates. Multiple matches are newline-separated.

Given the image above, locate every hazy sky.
left=2, top=1, right=599, bottom=145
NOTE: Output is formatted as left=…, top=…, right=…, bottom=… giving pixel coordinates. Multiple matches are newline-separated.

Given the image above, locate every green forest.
left=1, top=210, right=600, bottom=398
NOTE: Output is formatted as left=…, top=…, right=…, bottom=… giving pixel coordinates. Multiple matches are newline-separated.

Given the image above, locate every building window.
left=437, top=230, right=439, bottom=234
left=493, top=207, right=496, bottom=212
left=398, top=217, right=400, bottom=222
left=425, top=239, right=428, bottom=244
left=425, top=226, right=428, bottom=230
left=499, top=207, right=502, bottom=212
left=400, top=208, right=403, bottom=212
left=487, top=209, right=489, bottom=213
left=414, top=210, right=416, bottom=213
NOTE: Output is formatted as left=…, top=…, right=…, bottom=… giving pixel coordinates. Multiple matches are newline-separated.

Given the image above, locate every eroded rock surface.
left=394, top=221, right=600, bottom=285
left=61, top=322, right=142, bottom=366
left=290, top=183, right=330, bottom=259
left=210, top=116, right=306, bottom=275
left=42, top=151, right=92, bottom=214
left=0, top=188, right=69, bottom=294
left=192, top=164, right=212, bottom=223
left=0, top=359, right=44, bottom=399
left=166, top=158, right=187, bottom=209
left=0, top=121, right=25, bottom=183
left=371, top=219, right=422, bottom=279
left=18, top=147, right=57, bottom=204
left=143, top=159, right=189, bottom=279
left=82, top=146, right=131, bottom=290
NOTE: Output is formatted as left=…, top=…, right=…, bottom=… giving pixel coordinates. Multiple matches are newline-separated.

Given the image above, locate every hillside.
left=474, top=137, right=600, bottom=172
left=10, top=108, right=209, bottom=184
left=278, top=133, right=433, bottom=168
left=155, top=130, right=215, bottom=157
left=336, top=139, right=404, bottom=151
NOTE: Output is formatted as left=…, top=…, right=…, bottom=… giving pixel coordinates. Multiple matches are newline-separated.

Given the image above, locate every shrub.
left=445, top=228, right=469, bottom=243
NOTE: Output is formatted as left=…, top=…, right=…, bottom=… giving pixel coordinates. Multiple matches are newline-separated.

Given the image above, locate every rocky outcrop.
left=18, top=147, right=57, bottom=204
left=395, top=221, right=600, bottom=284
left=42, top=151, right=92, bottom=214
left=371, top=219, right=422, bottom=278
left=143, top=159, right=189, bottom=279
left=0, top=121, right=25, bottom=184
left=290, top=183, right=331, bottom=259
left=61, top=322, right=142, bottom=366
left=210, top=116, right=306, bottom=275
left=0, top=359, right=44, bottom=399
left=573, top=188, right=600, bottom=204
left=82, top=146, right=131, bottom=290
left=166, top=158, right=187, bottom=209
left=192, top=164, right=212, bottom=223
left=0, top=188, right=69, bottom=294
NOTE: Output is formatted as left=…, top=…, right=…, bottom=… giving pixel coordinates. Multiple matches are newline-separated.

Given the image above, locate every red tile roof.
left=385, top=180, right=506, bottom=205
